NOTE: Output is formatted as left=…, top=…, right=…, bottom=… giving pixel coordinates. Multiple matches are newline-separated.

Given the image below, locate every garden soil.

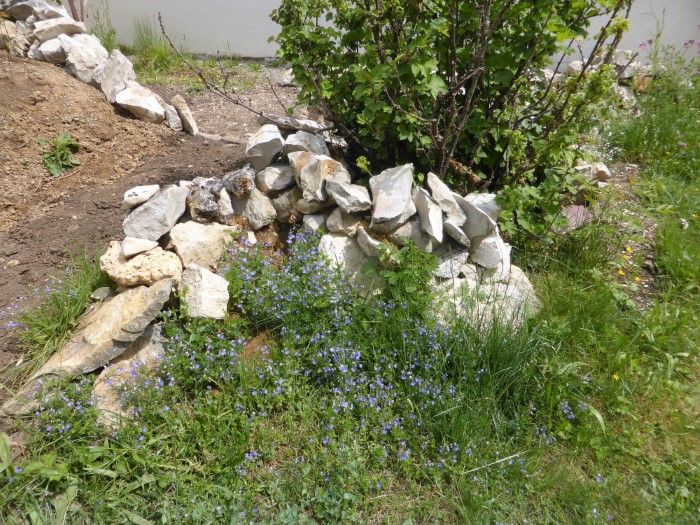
left=0, top=52, right=298, bottom=374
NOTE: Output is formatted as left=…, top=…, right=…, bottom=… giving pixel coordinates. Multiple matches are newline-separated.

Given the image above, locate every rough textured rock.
left=272, top=187, right=302, bottom=224
left=566, top=60, right=583, bottom=77
left=426, top=172, right=467, bottom=225
left=326, top=208, right=361, bottom=236
left=187, top=186, right=220, bottom=223
left=115, top=82, right=165, bottom=124
left=122, top=184, right=160, bottom=210
left=298, top=155, right=351, bottom=203
left=453, top=193, right=497, bottom=248
left=413, top=187, right=443, bottom=243
left=168, top=221, right=236, bottom=271
left=443, top=219, right=471, bottom=247
left=326, top=180, right=372, bottom=213
left=171, top=94, right=198, bottom=135
left=163, top=103, right=183, bottom=131
left=222, top=164, right=256, bottom=198
left=245, top=188, right=277, bottom=230
left=217, top=188, right=234, bottom=222
left=179, top=264, right=229, bottom=319
left=302, top=213, right=325, bottom=232
left=0, top=20, right=26, bottom=57
left=27, top=40, right=43, bottom=60
left=356, top=226, right=383, bottom=259
left=36, top=37, right=65, bottom=63
left=388, top=217, right=435, bottom=253
left=246, top=124, right=284, bottom=171
left=100, top=242, right=182, bottom=287
left=32, top=16, right=85, bottom=42
left=0, top=280, right=174, bottom=416
left=287, top=151, right=315, bottom=182
left=469, top=233, right=509, bottom=270
left=94, top=49, right=136, bottom=103
left=58, top=33, right=108, bottom=86
left=434, top=248, right=471, bottom=279
left=91, top=287, right=115, bottom=301
left=92, top=325, right=166, bottom=427
left=591, top=162, right=611, bottom=182
left=7, top=0, right=69, bottom=21
left=296, top=198, right=334, bottom=215
left=318, top=234, right=367, bottom=281
left=370, top=164, right=415, bottom=231
left=122, top=185, right=188, bottom=241
left=256, top=164, right=295, bottom=193
left=257, top=115, right=325, bottom=134
left=284, top=130, right=330, bottom=156
left=464, top=193, right=501, bottom=222
left=120, top=237, right=158, bottom=259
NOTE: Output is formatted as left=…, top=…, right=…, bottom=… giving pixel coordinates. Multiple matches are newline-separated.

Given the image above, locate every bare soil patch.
left=0, top=52, right=298, bottom=369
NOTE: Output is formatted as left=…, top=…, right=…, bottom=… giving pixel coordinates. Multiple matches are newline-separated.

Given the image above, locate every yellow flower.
left=635, top=276, right=641, bottom=282
left=626, top=246, right=633, bottom=254
left=693, top=214, right=699, bottom=219
left=613, top=373, right=620, bottom=381
left=622, top=255, right=629, bottom=260
left=618, top=269, right=625, bottom=276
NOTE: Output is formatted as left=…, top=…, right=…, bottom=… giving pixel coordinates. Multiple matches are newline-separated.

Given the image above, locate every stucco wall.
left=94, top=0, right=699, bottom=59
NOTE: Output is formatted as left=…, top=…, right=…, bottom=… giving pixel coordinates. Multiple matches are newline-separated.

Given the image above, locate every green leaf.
left=122, top=509, right=154, bottom=525
left=587, top=404, right=606, bottom=435
left=427, top=75, right=447, bottom=98
left=0, top=433, right=10, bottom=472
left=52, top=483, right=78, bottom=525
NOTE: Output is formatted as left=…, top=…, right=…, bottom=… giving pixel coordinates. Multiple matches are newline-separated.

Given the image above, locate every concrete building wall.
left=95, top=0, right=699, bottom=59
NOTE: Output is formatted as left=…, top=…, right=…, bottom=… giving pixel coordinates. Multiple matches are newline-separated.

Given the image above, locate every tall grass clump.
left=88, top=0, right=119, bottom=52
left=2, top=248, right=111, bottom=381
left=129, top=15, right=182, bottom=81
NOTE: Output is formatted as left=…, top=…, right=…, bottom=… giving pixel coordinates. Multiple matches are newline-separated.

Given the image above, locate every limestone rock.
left=58, top=33, right=108, bottom=86
left=163, top=103, right=183, bottom=131
left=434, top=248, right=471, bottom=279
left=413, top=187, right=443, bottom=243
left=1, top=280, right=174, bottom=416
left=0, top=20, right=25, bottom=56
left=272, top=186, right=302, bottom=224
left=171, top=94, right=198, bottom=135
left=326, top=208, right=361, bottom=236
left=318, top=233, right=367, bottom=281
left=27, top=40, right=43, bottom=60
left=122, top=185, right=188, bottom=241
left=279, top=68, right=296, bottom=87
left=187, top=186, right=219, bottom=223
left=370, top=164, right=415, bottom=231
left=298, top=155, right=351, bottom=203
left=284, top=130, right=329, bottom=156
left=100, top=242, right=182, bottom=287
left=426, top=172, right=467, bottom=226
left=287, top=150, right=315, bottom=183
left=257, top=114, right=325, bottom=134
left=356, top=226, right=383, bottom=259
left=122, top=184, right=160, bottom=210
left=591, top=162, right=611, bottom=182
left=469, top=233, right=509, bottom=270
left=302, top=214, right=325, bottom=232
left=37, top=37, right=65, bottom=64
left=246, top=124, right=284, bottom=171
left=115, top=82, right=165, bottom=124
left=217, top=188, right=234, bottom=222
left=33, top=16, right=85, bottom=42
left=326, top=180, right=372, bottom=213
left=222, top=164, right=256, bottom=198
left=92, top=325, right=166, bottom=427
left=296, top=198, right=335, bottom=215
left=120, top=237, right=158, bottom=259
left=453, top=193, right=496, bottom=248
left=245, top=188, right=277, bottom=230
left=443, top=218, right=471, bottom=247
left=464, top=193, right=501, bottom=222
left=7, top=1, right=69, bottom=21
left=566, top=60, right=583, bottom=77
left=94, top=49, right=136, bottom=103
left=179, top=265, right=229, bottom=319
left=256, top=164, right=295, bottom=193
left=168, top=221, right=236, bottom=271
left=388, top=217, right=435, bottom=253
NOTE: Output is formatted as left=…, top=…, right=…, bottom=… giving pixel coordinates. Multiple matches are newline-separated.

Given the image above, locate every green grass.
left=1, top=42, right=699, bottom=525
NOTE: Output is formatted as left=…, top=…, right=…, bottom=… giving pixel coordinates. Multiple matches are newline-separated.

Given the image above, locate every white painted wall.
left=94, top=1, right=699, bottom=59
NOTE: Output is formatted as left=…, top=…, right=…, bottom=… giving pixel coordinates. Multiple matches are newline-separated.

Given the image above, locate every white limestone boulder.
left=302, top=214, right=325, bottom=232
left=256, top=164, right=295, bottom=193
left=326, top=180, right=372, bottom=213
left=94, top=49, right=136, bottom=103
left=115, top=82, right=165, bottom=124
left=388, top=217, right=435, bottom=253
left=369, top=164, right=415, bottom=232
left=298, top=154, right=351, bottom=203
left=426, top=172, right=467, bottom=225
left=58, top=33, right=108, bottom=86
left=100, top=242, right=182, bottom=287
left=7, top=0, right=69, bottom=21
left=33, top=16, right=85, bottom=42
left=318, top=233, right=367, bottom=282
left=179, top=264, right=229, bottom=319
left=168, top=221, right=236, bottom=271
left=122, top=184, right=160, bottom=210
left=413, top=187, right=443, bottom=243
left=469, top=232, right=509, bottom=270
left=284, top=130, right=329, bottom=156
left=326, top=208, right=361, bottom=236
left=122, top=185, right=188, bottom=241
left=37, top=37, right=65, bottom=63
left=244, top=188, right=277, bottom=230
left=246, top=124, right=284, bottom=171
left=171, top=95, right=198, bottom=135
left=120, top=237, right=158, bottom=259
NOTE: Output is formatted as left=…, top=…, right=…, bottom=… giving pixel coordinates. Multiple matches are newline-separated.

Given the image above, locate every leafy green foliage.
left=36, top=132, right=81, bottom=177
left=272, top=0, right=629, bottom=236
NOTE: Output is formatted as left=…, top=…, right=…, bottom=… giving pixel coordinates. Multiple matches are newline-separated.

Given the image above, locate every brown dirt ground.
left=0, top=51, right=299, bottom=372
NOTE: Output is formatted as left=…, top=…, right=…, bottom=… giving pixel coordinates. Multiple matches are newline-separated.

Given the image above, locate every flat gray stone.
left=245, top=188, right=277, bottom=230
left=272, top=186, right=302, bottom=224
left=302, top=213, right=325, bottom=232
left=7, top=0, right=69, bottom=21
left=171, top=94, right=198, bottom=135
left=115, top=82, right=165, bottom=123
left=246, top=124, right=284, bottom=171
left=37, top=37, right=65, bottom=64
left=326, top=180, right=372, bottom=213
left=453, top=193, right=496, bottom=248
left=123, top=185, right=188, bottom=241
left=284, top=130, right=329, bottom=156
left=326, top=208, right=361, bottom=236
left=33, top=16, right=85, bottom=42
left=370, top=164, right=414, bottom=229
left=94, top=49, right=136, bottom=103
left=470, top=233, right=509, bottom=269
left=58, top=33, right=108, bottom=86
left=413, top=187, right=443, bottom=243
left=100, top=242, right=182, bottom=287
left=388, top=217, right=435, bottom=253
left=443, top=218, right=470, bottom=247
left=222, top=164, right=256, bottom=198
left=464, top=193, right=501, bottom=222
left=298, top=155, right=351, bottom=203
left=120, top=237, right=158, bottom=259
left=256, top=164, right=295, bottom=193
left=426, top=172, right=467, bottom=226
